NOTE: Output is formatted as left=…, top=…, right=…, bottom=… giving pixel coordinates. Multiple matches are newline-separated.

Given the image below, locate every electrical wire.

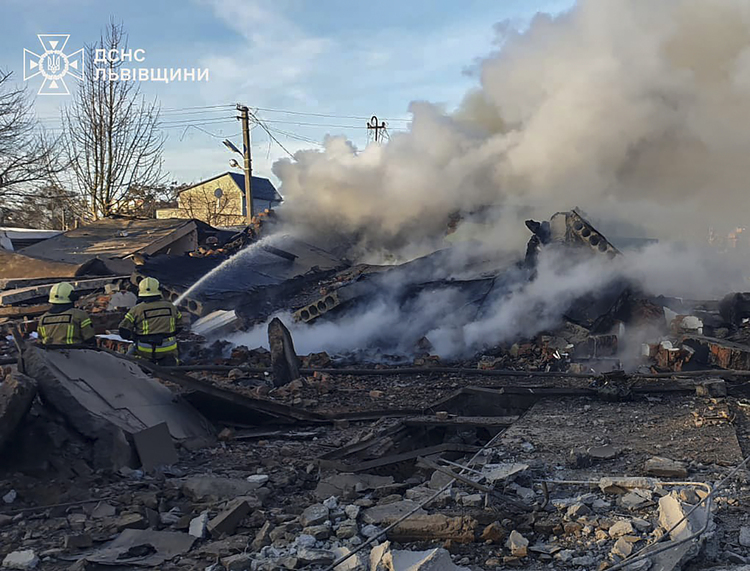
left=160, top=116, right=236, bottom=126
left=252, top=118, right=364, bottom=129
left=265, top=126, right=324, bottom=147
left=324, top=415, right=517, bottom=571
left=178, top=124, right=226, bottom=141
left=249, top=111, right=295, bottom=159
left=607, top=452, right=750, bottom=570
left=161, top=103, right=234, bottom=112
left=253, top=105, right=412, bottom=123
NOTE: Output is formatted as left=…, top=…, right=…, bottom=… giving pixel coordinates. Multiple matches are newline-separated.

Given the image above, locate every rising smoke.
left=275, top=0, right=750, bottom=257
left=231, top=0, right=750, bottom=360
left=230, top=240, right=750, bottom=361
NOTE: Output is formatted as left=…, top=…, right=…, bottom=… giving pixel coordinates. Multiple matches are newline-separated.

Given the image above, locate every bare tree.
left=119, top=181, right=186, bottom=218
left=62, top=21, right=165, bottom=219
left=1, top=184, right=86, bottom=229
left=0, top=70, right=63, bottom=202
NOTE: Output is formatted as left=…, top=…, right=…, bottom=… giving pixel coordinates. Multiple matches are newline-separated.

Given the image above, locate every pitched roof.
left=180, top=172, right=283, bottom=203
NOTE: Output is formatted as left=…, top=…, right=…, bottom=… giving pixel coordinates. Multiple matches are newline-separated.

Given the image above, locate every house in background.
left=156, top=172, right=283, bottom=227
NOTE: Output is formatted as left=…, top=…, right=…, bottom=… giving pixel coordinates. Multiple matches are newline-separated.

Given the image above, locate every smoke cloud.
left=274, top=0, right=750, bottom=257
left=230, top=242, right=750, bottom=361
left=226, top=0, right=750, bottom=362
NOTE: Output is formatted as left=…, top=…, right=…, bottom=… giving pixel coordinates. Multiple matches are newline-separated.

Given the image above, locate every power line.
left=247, top=109, right=295, bottom=159
left=161, top=103, right=234, bottom=112
left=178, top=124, right=225, bottom=141
left=253, top=106, right=412, bottom=123
left=252, top=118, right=364, bottom=129
left=160, top=116, right=236, bottom=127
left=266, top=127, right=324, bottom=147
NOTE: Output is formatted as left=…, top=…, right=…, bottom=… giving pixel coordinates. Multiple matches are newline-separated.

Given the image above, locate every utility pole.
left=237, top=104, right=254, bottom=224
left=367, top=115, right=387, bottom=143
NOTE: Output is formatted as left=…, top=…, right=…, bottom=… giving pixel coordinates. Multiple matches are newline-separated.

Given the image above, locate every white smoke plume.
left=274, top=0, right=750, bottom=258
left=225, top=0, right=750, bottom=361
left=230, top=243, right=750, bottom=361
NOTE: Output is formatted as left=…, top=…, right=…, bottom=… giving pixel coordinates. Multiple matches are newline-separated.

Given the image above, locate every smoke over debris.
left=231, top=241, right=750, bottom=360
left=274, top=0, right=750, bottom=257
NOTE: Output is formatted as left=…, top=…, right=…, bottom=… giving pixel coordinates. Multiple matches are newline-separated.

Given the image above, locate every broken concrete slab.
left=252, top=521, right=274, bottom=551
left=599, top=477, right=658, bottom=494
left=644, top=457, right=688, bottom=478
left=297, top=547, right=336, bottom=566
left=132, top=422, right=179, bottom=471
left=207, top=498, right=251, bottom=538
left=388, top=514, right=478, bottom=544
left=480, top=462, right=529, bottom=484
left=506, top=530, right=529, bottom=557
left=23, top=347, right=213, bottom=469
left=221, top=553, right=255, bottom=571
left=107, top=291, right=137, bottom=310
left=81, top=528, right=196, bottom=567
left=609, top=520, right=634, bottom=538
left=191, top=309, right=241, bottom=338
left=369, top=540, right=471, bottom=571
left=362, top=500, right=425, bottom=526
left=1, top=550, right=39, bottom=570
left=646, top=493, right=709, bottom=571
left=336, top=520, right=359, bottom=540
left=188, top=512, right=209, bottom=539
left=301, top=504, right=330, bottom=527
left=0, top=373, right=37, bottom=453
left=268, top=317, right=301, bottom=387
left=181, top=475, right=265, bottom=502
left=332, top=546, right=367, bottom=571
left=588, top=444, right=618, bottom=460
left=612, top=537, right=633, bottom=558
left=620, top=489, right=653, bottom=511
left=116, top=512, right=148, bottom=531
left=315, top=473, right=395, bottom=500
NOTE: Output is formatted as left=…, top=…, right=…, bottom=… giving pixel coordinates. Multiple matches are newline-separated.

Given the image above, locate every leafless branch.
left=61, top=20, right=166, bottom=219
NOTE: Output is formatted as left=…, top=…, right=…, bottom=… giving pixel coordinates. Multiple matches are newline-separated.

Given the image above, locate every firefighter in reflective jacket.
left=38, top=282, right=96, bottom=347
left=118, top=277, right=182, bottom=365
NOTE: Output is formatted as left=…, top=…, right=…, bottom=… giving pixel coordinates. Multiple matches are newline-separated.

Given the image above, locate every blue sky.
left=2, top=0, right=574, bottom=185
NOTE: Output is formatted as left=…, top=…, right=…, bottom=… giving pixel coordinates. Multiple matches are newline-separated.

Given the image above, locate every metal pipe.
left=542, top=459, right=750, bottom=571
left=324, top=422, right=513, bottom=571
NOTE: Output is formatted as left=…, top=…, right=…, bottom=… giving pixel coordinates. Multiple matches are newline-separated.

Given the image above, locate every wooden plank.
left=0, top=303, right=52, bottom=319
left=0, top=276, right=129, bottom=306
left=0, top=277, right=72, bottom=291
left=0, top=304, right=51, bottom=318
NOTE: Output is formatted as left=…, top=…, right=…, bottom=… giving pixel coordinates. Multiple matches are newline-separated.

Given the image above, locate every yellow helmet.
left=49, top=282, right=74, bottom=304
left=138, top=277, right=161, bottom=297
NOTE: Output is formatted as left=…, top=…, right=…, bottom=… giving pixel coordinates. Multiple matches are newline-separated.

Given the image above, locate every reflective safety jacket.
left=39, top=307, right=95, bottom=346
left=119, top=299, right=182, bottom=360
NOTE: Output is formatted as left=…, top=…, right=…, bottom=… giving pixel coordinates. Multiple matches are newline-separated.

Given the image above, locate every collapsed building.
left=2, top=210, right=750, bottom=571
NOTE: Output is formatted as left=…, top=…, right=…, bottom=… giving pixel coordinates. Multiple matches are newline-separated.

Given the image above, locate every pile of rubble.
left=7, top=210, right=750, bottom=571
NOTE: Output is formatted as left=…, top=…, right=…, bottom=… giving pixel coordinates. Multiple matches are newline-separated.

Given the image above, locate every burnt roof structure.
left=20, top=218, right=198, bottom=265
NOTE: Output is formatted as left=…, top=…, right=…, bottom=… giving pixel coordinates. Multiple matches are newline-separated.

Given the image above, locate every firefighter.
left=118, top=277, right=182, bottom=365
left=38, top=282, right=95, bottom=347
